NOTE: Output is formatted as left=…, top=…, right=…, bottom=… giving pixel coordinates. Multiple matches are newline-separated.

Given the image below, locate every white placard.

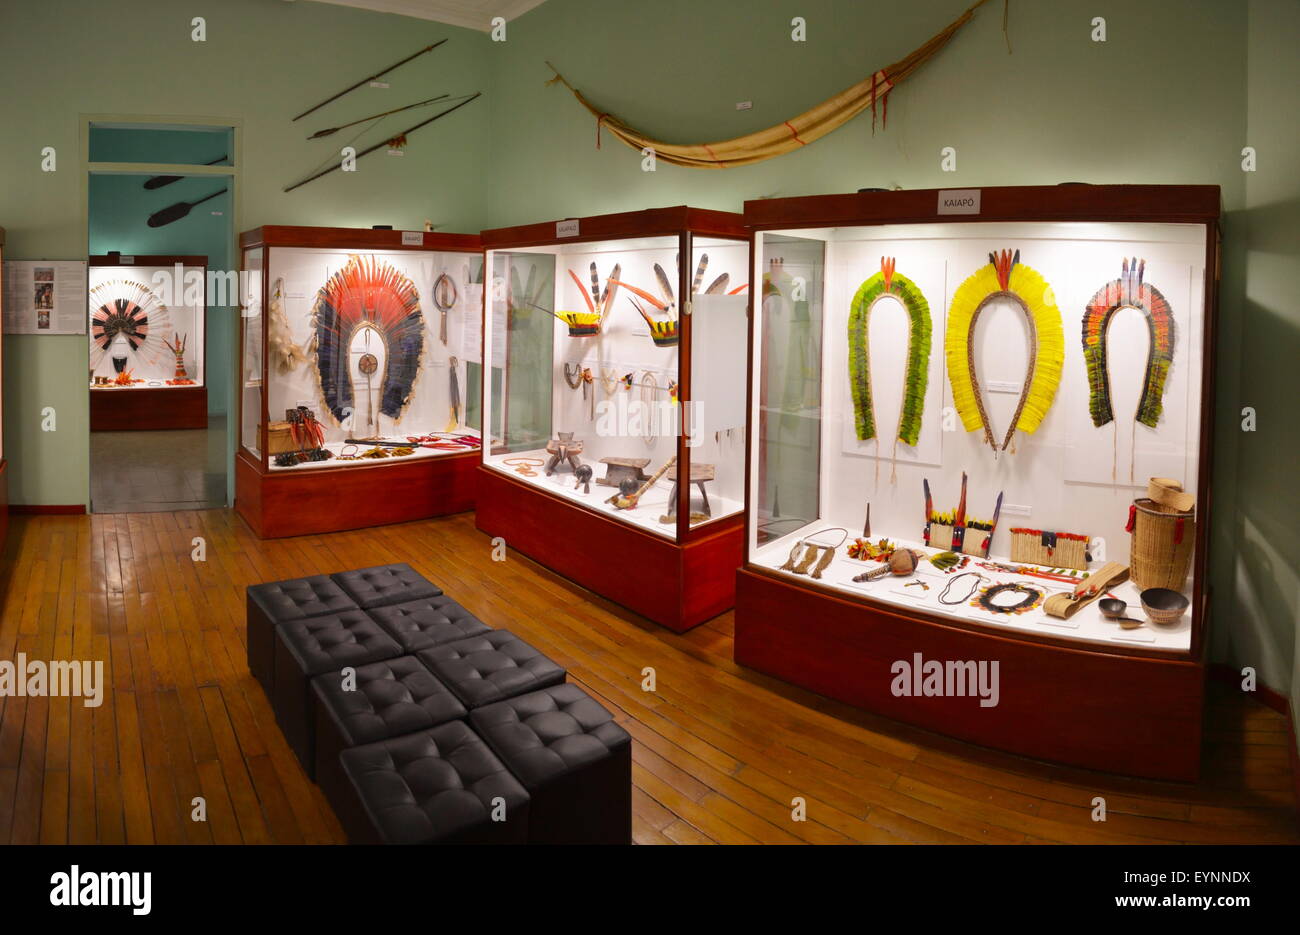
left=461, top=283, right=484, bottom=362
left=401, top=231, right=423, bottom=246
left=3, top=260, right=88, bottom=334
left=556, top=219, right=580, bottom=238
left=937, top=189, right=981, bottom=215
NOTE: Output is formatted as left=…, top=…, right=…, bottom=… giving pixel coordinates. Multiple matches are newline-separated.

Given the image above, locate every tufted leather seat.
left=273, top=610, right=402, bottom=774
left=312, top=656, right=467, bottom=814
left=336, top=721, right=530, bottom=844
left=366, top=595, right=491, bottom=653
left=469, top=684, right=632, bottom=844
left=246, top=576, right=357, bottom=692
left=417, top=630, right=565, bottom=709
left=330, top=563, right=442, bottom=609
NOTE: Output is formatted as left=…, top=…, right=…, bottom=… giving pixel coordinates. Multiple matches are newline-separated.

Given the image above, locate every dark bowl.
left=1140, top=588, right=1190, bottom=625
left=1098, top=598, right=1127, bottom=619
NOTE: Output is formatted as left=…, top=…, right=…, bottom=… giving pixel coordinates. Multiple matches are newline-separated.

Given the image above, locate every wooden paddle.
left=144, top=156, right=227, bottom=190
left=146, top=188, right=227, bottom=228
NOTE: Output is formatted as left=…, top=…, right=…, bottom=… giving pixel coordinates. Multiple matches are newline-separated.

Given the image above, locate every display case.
left=478, top=207, right=750, bottom=631
left=87, top=254, right=208, bottom=430
left=736, top=185, right=1220, bottom=780
left=237, top=226, right=484, bottom=538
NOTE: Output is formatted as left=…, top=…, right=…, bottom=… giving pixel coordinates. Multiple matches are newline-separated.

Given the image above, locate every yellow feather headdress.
left=945, top=250, right=1063, bottom=453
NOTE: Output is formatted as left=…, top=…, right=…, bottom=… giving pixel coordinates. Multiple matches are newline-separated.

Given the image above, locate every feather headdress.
left=1082, top=257, right=1175, bottom=428
left=945, top=250, right=1063, bottom=453
left=612, top=253, right=748, bottom=347
left=88, top=278, right=173, bottom=370
left=848, top=256, right=933, bottom=448
left=309, top=254, right=425, bottom=425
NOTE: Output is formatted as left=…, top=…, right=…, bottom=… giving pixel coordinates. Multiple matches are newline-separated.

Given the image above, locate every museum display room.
left=87, top=253, right=209, bottom=431
left=0, top=0, right=1297, bottom=870
left=477, top=207, right=750, bottom=631
left=736, top=184, right=1219, bottom=779
left=236, top=225, right=484, bottom=537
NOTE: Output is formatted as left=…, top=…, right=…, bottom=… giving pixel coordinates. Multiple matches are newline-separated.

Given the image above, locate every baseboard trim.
left=9, top=504, right=87, bottom=515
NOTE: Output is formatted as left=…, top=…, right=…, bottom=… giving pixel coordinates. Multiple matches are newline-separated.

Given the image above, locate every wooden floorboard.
left=0, top=508, right=1295, bottom=845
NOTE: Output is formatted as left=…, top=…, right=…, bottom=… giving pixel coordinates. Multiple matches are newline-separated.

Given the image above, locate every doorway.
left=85, top=121, right=236, bottom=513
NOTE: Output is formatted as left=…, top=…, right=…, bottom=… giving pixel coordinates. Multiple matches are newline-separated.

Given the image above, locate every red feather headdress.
left=309, top=255, right=425, bottom=425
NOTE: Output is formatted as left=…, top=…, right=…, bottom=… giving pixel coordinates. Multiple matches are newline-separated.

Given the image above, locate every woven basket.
left=1128, top=497, right=1195, bottom=590
left=265, top=421, right=298, bottom=455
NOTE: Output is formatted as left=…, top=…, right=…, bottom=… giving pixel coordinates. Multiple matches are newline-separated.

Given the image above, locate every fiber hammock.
left=545, top=0, right=1004, bottom=169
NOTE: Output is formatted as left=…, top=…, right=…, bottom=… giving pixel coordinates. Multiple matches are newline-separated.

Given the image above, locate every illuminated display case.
left=736, top=185, right=1220, bottom=779
left=87, top=254, right=208, bottom=430
left=237, top=226, right=484, bottom=538
left=478, top=207, right=750, bottom=631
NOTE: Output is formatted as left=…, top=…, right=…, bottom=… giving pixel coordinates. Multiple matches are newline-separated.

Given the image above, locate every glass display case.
left=88, top=254, right=208, bottom=430
left=736, top=185, right=1220, bottom=780
left=236, top=226, right=484, bottom=537
left=478, top=207, right=750, bottom=631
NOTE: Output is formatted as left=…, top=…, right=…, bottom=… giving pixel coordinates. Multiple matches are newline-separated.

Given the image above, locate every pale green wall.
left=0, top=0, right=491, bottom=506
left=1242, top=0, right=1300, bottom=719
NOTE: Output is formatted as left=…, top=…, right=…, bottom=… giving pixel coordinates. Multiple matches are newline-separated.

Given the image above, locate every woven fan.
left=88, top=278, right=173, bottom=370
left=309, top=254, right=425, bottom=425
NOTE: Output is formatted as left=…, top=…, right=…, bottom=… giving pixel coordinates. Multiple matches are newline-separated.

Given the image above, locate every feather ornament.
left=945, top=250, right=1063, bottom=452
left=1082, top=257, right=1175, bottom=428
left=309, top=254, right=425, bottom=425
left=88, top=278, right=173, bottom=370
left=847, top=257, right=932, bottom=446
left=268, top=277, right=309, bottom=375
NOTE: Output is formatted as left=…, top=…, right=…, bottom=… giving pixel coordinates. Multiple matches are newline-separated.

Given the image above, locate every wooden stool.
left=663, top=462, right=714, bottom=519
left=597, top=457, right=650, bottom=488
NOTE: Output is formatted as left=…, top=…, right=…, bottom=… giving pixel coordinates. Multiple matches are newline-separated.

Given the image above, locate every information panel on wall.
left=2, top=260, right=88, bottom=334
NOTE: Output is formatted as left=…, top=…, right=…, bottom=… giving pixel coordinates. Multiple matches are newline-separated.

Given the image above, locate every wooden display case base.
left=90, top=386, right=208, bottom=431
left=235, top=448, right=477, bottom=539
left=734, top=567, right=1205, bottom=781
left=475, top=465, right=742, bottom=632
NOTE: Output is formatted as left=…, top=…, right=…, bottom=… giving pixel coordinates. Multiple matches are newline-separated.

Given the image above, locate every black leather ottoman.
left=330, top=563, right=441, bottom=609
left=336, top=722, right=530, bottom=844
left=312, top=656, right=467, bottom=816
left=470, top=684, right=631, bottom=845
left=246, top=575, right=357, bottom=692
left=273, top=610, right=402, bottom=775
left=366, top=595, right=491, bottom=653
left=417, top=631, right=566, bottom=709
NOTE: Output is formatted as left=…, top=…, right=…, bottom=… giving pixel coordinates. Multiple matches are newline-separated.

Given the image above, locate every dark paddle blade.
left=143, top=155, right=228, bottom=190
left=147, top=188, right=227, bottom=228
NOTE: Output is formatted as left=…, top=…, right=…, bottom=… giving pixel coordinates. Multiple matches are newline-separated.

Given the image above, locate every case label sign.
left=556, top=219, right=580, bottom=238
left=401, top=231, right=423, bottom=246
left=937, top=189, right=981, bottom=215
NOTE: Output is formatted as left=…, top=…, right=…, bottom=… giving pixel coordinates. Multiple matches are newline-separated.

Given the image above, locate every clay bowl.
left=1140, top=588, right=1190, bottom=625
left=1097, top=598, right=1127, bottom=619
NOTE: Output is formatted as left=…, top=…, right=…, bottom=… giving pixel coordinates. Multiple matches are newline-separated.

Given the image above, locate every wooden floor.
left=0, top=508, right=1296, bottom=845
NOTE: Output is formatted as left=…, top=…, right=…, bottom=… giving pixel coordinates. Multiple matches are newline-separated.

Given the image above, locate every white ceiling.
left=303, top=0, right=548, bottom=32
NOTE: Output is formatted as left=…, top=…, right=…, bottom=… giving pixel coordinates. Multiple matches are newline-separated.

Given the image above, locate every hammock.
left=545, top=0, right=1004, bottom=169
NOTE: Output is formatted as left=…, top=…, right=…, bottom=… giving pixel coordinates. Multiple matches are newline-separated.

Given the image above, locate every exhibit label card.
left=2, top=260, right=88, bottom=334
left=556, top=219, right=580, bottom=238
left=937, top=189, right=981, bottom=215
